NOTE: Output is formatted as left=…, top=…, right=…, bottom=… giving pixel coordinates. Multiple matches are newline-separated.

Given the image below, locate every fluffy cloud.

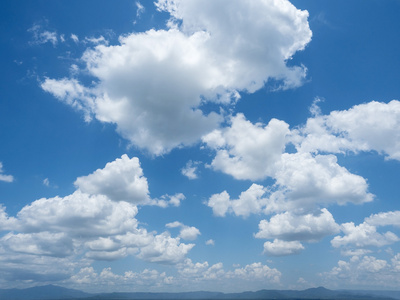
left=176, top=259, right=281, bottom=291
left=255, top=209, right=339, bottom=242
left=42, top=0, right=311, bottom=155
left=365, top=211, right=400, bottom=227
left=203, top=114, right=290, bottom=180
left=0, top=155, right=194, bottom=286
left=136, top=232, right=194, bottom=264
left=206, top=113, right=373, bottom=217
left=208, top=184, right=269, bottom=218
left=295, top=100, right=400, bottom=160
left=75, top=155, right=150, bottom=204
left=322, top=254, right=400, bottom=289
left=166, top=221, right=201, bottom=240
left=66, top=259, right=281, bottom=292
left=0, top=206, right=17, bottom=231
left=262, top=239, right=304, bottom=256
left=67, top=266, right=173, bottom=292
left=181, top=160, right=200, bottom=180
left=274, top=152, right=373, bottom=210
left=0, top=162, right=14, bottom=183
left=331, top=213, right=400, bottom=249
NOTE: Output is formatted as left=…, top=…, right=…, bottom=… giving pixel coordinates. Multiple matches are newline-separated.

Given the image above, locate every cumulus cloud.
left=176, top=259, right=281, bottom=291
left=331, top=213, right=400, bottom=249
left=0, top=155, right=193, bottom=286
left=205, top=113, right=373, bottom=218
left=0, top=162, right=14, bottom=183
left=365, top=211, right=400, bottom=227
left=262, top=239, right=304, bottom=256
left=203, top=114, right=290, bottom=180
left=322, top=254, right=400, bottom=289
left=75, top=154, right=151, bottom=204
left=255, top=209, right=340, bottom=242
left=294, top=100, right=400, bottom=160
left=41, top=0, right=311, bottom=155
left=166, top=221, right=201, bottom=240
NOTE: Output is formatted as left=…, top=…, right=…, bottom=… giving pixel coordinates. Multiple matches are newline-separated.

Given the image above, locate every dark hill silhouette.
left=0, top=284, right=399, bottom=300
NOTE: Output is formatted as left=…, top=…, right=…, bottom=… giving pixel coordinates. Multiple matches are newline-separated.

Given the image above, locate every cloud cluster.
left=0, top=155, right=193, bottom=286
left=331, top=211, right=400, bottom=250
left=204, top=100, right=400, bottom=256
left=295, top=100, right=400, bottom=160
left=166, top=221, right=201, bottom=241
left=322, top=253, right=400, bottom=289
left=41, top=0, right=311, bottom=155
left=62, top=259, right=281, bottom=292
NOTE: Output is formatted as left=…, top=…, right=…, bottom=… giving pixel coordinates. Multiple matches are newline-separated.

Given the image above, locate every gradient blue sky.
left=1, top=0, right=400, bottom=293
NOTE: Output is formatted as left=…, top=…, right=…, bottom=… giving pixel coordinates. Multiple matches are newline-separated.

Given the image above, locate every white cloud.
left=136, top=1, right=145, bottom=17
left=0, top=162, right=13, bottom=183
left=28, top=23, right=58, bottom=46
left=70, top=33, right=79, bottom=43
left=166, top=221, right=201, bottom=240
left=322, top=254, right=400, bottom=290
left=208, top=153, right=373, bottom=215
left=74, top=154, right=151, bottom=204
left=41, top=78, right=95, bottom=122
left=207, top=190, right=232, bottom=217
left=205, top=239, right=215, bottom=246
left=43, top=178, right=50, bottom=187
left=176, top=259, right=281, bottom=291
left=331, top=222, right=399, bottom=248
left=136, top=232, right=194, bottom=264
left=181, top=160, right=200, bottom=180
left=0, top=206, right=17, bottom=231
left=274, top=152, right=374, bottom=210
left=365, top=211, right=400, bottom=227
left=226, top=262, right=281, bottom=283
left=84, top=36, right=109, bottom=46
left=0, top=155, right=196, bottom=286
left=295, top=100, right=400, bottom=160
left=203, top=114, right=290, bottom=181
left=42, top=0, right=311, bottom=155
left=255, top=208, right=340, bottom=242
left=208, top=184, right=268, bottom=218
left=262, top=239, right=304, bottom=256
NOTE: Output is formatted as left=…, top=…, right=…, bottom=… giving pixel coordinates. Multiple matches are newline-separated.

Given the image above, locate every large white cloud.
left=255, top=209, right=340, bottom=242
left=274, top=152, right=374, bottom=210
left=331, top=211, right=400, bottom=249
left=203, top=114, right=290, bottom=180
left=74, top=154, right=150, bottom=204
left=41, top=0, right=311, bottom=155
left=205, top=112, right=373, bottom=216
left=0, top=155, right=195, bottom=286
left=295, top=100, right=400, bottom=160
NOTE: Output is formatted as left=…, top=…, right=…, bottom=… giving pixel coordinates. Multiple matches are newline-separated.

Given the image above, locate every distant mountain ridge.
left=1, top=285, right=400, bottom=300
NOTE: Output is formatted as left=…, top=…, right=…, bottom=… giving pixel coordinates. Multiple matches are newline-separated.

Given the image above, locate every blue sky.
left=1, top=0, right=400, bottom=293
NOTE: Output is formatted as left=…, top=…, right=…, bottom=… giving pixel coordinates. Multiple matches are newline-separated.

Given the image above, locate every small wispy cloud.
left=136, top=1, right=145, bottom=17
left=0, top=162, right=14, bottom=183
left=181, top=161, right=200, bottom=180
left=206, top=239, right=215, bottom=246
left=28, top=23, right=58, bottom=47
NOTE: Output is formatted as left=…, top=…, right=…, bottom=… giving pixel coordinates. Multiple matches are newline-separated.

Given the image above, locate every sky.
left=1, top=0, right=400, bottom=293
